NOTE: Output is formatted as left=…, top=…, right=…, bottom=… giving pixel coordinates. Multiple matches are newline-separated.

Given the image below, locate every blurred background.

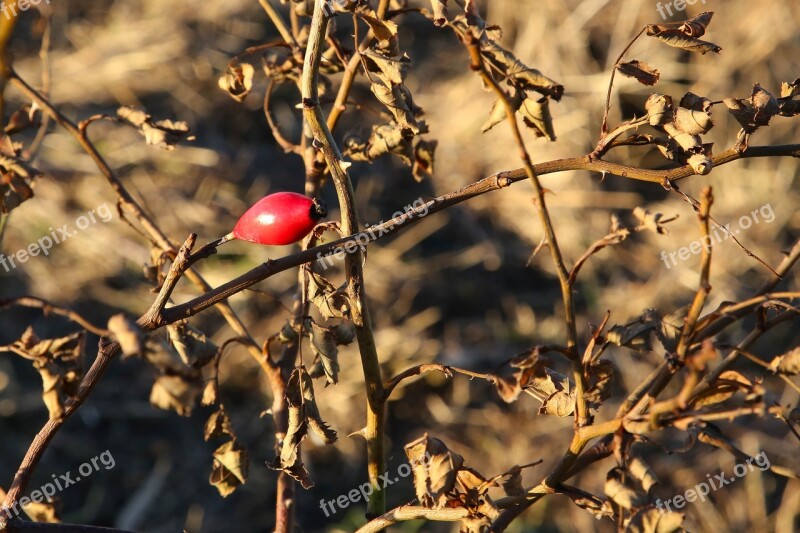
left=0, top=0, right=798, bottom=531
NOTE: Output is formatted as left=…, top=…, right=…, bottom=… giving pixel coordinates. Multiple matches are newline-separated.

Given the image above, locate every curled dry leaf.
left=500, top=465, right=525, bottom=498
left=218, top=63, right=255, bottom=102
left=107, top=314, right=142, bottom=358
left=724, top=84, right=780, bottom=136
left=306, top=320, right=353, bottom=385
left=20, top=500, right=60, bottom=523
left=645, top=92, right=714, bottom=173
left=305, top=270, right=350, bottom=320
left=768, top=347, right=800, bottom=375
left=430, top=0, right=447, bottom=26
left=167, top=321, right=218, bottom=368
left=269, top=368, right=336, bottom=488
left=585, top=359, right=613, bottom=410
left=150, top=374, right=201, bottom=416
left=627, top=507, right=684, bottom=533
left=526, top=368, right=575, bottom=417
left=646, top=12, right=720, bottom=54
left=605, top=469, right=647, bottom=510
left=296, top=368, right=337, bottom=444
left=0, top=150, right=40, bottom=214
left=647, top=12, right=714, bottom=38
left=412, top=139, right=437, bottom=181
left=628, top=456, right=659, bottom=493
left=10, top=328, right=85, bottom=421
left=520, top=96, right=556, bottom=140
left=680, top=91, right=713, bottom=113
left=690, top=370, right=753, bottom=409
left=616, top=60, right=660, bottom=86
left=345, top=122, right=415, bottom=166
left=271, top=385, right=313, bottom=488
left=204, top=406, right=235, bottom=441
left=404, top=433, right=464, bottom=508
left=780, top=78, right=800, bottom=98
left=633, top=207, right=673, bottom=235
left=117, top=106, right=194, bottom=151
left=210, top=440, right=248, bottom=497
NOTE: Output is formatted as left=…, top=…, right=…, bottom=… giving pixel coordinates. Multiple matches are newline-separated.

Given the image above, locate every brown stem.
left=463, top=30, right=585, bottom=426
left=0, top=297, right=110, bottom=337
left=301, top=0, right=386, bottom=515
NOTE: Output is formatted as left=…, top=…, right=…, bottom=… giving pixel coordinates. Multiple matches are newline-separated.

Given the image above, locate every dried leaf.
left=769, top=347, right=800, bottom=375
left=0, top=151, right=40, bottom=214
left=209, top=440, right=248, bottom=497
left=345, top=122, right=415, bottom=166
left=646, top=13, right=720, bottom=54
left=674, top=107, right=713, bottom=135
left=724, top=84, right=779, bottom=136
left=628, top=456, right=658, bottom=493
left=431, top=0, right=448, bottom=26
left=218, top=63, right=255, bottom=102
left=524, top=368, right=574, bottom=417
left=307, top=321, right=339, bottom=385
left=150, top=374, right=201, bottom=416
left=501, top=465, right=525, bottom=498
left=680, top=92, right=712, bottom=112
left=117, top=106, right=194, bottom=151
left=204, top=407, right=235, bottom=441
left=780, top=78, right=800, bottom=98
left=167, top=322, right=218, bottom=368
left=20, top=501, right=60, bottom=523
left=404, top=434, right=463, bottom=508
left=633, top=207, right=672, bottom=235
left=627, top=507, right=684, bottom=533
left=296, top=368, right=337, bottom=444
left=11, top=328, right=84, bottom=421
left=605, top=469, right=646, bottom=510
left=306, top=270, right=350, bottom=319
left=585, top=359, right=613, bottom=410
left=648, top=30, right=721, bottom=54
left=412, top=139, right=437, bottom=181
left=616, top=60, right=660, bottom=86
left=519, top=96, right=556, bottom=140
left=645, top=94, right=673, bottom=126
left=107, top=314, right=142, bottom=358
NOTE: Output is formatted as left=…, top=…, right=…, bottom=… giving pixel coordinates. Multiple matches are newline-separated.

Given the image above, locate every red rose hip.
left=223, top=192, right=327, bottom=246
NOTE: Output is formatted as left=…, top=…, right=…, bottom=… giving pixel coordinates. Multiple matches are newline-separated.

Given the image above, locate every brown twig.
left=0, top=297, right=110, bottom=337
left=301, top=0, right=386, bottom=515
left=462, top=27, right=585, bottom=428
left=599, top=27, right=646, bottom=136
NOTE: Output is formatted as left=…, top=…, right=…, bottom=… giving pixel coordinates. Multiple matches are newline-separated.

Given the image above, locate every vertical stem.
left=463, top=33, right=586, bottom=426
left=300, top=0, right=386, bottom=516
